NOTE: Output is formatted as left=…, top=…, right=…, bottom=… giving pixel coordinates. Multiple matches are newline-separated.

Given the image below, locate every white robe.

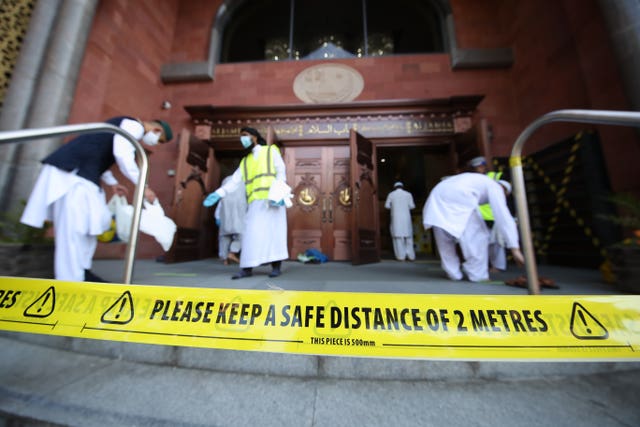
left=214, top=145, right=288, bottom=269
left=21, top=166, right=111, bottom=281
left=20, top=119, right=146, bottom=281
left=214, top=176, right=247, bottom=259
left=422, top=173, right=519, bottom=281
left=384, top=187, right=416, bottom=260
left=385, top=188, right=415, bottom=237
left=489, top=224, right=508, bottom=271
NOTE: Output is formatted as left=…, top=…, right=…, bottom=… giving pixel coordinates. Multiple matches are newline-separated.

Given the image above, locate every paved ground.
left=1, top=258, right=638, bottom=426
left=91, top=257, right=622, bottom=295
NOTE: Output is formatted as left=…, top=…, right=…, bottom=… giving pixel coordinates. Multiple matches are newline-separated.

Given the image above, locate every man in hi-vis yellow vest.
left=203, top=127, right=289, bottom=279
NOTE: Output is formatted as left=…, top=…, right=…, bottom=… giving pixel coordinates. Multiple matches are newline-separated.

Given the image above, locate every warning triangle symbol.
left=570, top=302, right=608, bottom=340
left=23, top=286, right=55, bottom=318
left=101, top=291, right=134, bottom=325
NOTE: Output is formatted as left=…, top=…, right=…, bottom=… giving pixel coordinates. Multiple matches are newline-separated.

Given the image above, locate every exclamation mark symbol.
left=570, top=302, right=609, bottom=340
left=101, top=291, right=134, bottom=325
left=38, top=293, right=50, bottom=314
left=115, top=297, right=127, bottom=320
left=24, top=286, right=56, bottom=318
left=578, top=310, right=591, bottom=334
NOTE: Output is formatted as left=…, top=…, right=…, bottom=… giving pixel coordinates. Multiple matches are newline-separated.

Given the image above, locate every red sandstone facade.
left=66, top=0, right=639, bottom=260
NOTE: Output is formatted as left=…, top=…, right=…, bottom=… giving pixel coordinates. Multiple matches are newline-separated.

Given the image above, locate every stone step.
left=1, top=335, right=640, bottom=427
left=3, top=332, right=638, bottom=381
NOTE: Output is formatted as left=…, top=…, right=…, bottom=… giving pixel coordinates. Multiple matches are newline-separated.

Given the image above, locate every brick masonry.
left=65, top=0, right=640, bottom=259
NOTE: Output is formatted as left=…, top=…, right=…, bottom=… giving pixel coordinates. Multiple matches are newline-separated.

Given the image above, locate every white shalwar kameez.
left=422, top=173, right=519, bottom=282
left=384, top=187, right=416, bottom=260
left=20, top=119, right=145, bottom=281
left=214, top=145, right=288, bottom=269
left=214, top=176, right=247, bottom=259
left=489, top=225, right=507, bottom=271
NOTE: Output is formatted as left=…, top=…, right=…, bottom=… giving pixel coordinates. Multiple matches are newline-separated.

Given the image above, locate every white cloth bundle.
left=267, top=179, right=293, bottom=208
left=139, top=199, right=177, bottom=252
left=107, top=195, right=176, bottom=251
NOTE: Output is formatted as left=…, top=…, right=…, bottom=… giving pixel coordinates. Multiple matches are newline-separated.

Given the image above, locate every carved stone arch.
left=160, top=0, right=512, bottom=83
left=428, top=0, right=514, bottom=69
left=429, top=0, right=453, bottom=52
left=209, top=0, right=247, bottom=63
left=161, top=0, right=245, bottom=83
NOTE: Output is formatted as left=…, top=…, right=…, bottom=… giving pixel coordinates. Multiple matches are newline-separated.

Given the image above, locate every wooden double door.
left=285, top=145, right=352, bottom=261
left=167, top=128, right=380, bottom=264
left=285, top=130, right=379, bottom=264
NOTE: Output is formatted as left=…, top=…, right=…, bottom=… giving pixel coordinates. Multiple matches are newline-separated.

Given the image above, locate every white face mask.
left=240, top=135, right=253, bottom=149
left=142, top=131, right=160, bottom=146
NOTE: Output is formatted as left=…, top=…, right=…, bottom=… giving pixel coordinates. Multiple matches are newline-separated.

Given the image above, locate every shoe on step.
left=232, top=269, right=252, bottom=280
left=268, top=269, right=281, bottom=278
left=84, top=270, right=109, bottom=283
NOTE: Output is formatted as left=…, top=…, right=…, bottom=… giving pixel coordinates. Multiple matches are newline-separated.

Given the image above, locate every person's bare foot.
left=227, top=253, right=240, bottom=264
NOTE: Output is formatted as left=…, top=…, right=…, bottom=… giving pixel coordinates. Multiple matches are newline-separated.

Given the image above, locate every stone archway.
left=160, top=0, right=513, bottom=84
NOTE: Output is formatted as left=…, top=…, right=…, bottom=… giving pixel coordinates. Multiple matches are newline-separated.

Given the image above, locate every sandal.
left=504, top=276, right=528, bottom=288
left=539, top=277, right=558, bottom=289
left=504, top=275, right=559, bottom=289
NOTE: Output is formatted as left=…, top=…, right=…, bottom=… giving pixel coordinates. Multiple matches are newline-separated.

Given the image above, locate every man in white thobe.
left=214, top=175, right=247, bottom=264
left=20, top=117, right=173, bottom=282
left=384, top=181, right=416, bottom=261
left=422, top=173, right=524, bottom=282
left=203, top=127, right=289, bottom=279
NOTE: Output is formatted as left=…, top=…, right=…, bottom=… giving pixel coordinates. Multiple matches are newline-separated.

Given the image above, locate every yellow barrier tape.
left=1, top=276, right=639, bottom=361
left=509, top=156, right=522, bottom=167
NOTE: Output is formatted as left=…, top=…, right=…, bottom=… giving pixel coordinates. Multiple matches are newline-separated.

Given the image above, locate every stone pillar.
left=0, top=0, right=99, bottom=212
left=598, top=0, right=640, bottom=111
left=0, top=0, right=58, bottom=210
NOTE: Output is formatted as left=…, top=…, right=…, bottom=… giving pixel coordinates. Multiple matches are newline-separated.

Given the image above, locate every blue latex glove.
left=203, top=192, right=221, bottom=207
left=215, top=218, right=221, bottom=227
left=269, top=199, right=285, bottom=207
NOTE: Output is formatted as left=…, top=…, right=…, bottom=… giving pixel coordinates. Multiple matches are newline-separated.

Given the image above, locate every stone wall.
left=64, top=0, right=639, bottom=258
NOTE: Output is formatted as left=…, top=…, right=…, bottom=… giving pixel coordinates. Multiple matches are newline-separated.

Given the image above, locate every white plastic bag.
left=107, top=194, right=125, bottom=215
left=267, top=180, right=293, bottom=208
left=139, top=199, right=177, bottom=252
left=112, top=195, right=133, bottom=243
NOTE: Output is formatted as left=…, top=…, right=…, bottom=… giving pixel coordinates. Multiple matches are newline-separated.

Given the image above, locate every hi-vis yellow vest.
left=479, top=171, right=502, bottom=221
left=241, top=145, right=279, bottom=203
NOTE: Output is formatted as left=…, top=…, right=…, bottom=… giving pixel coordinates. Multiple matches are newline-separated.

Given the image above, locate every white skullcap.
left=469, top=156, right=487, bottom=167
left=393, top=181, right=403, bottom=188
left=498, top=180, right=512, bottom=195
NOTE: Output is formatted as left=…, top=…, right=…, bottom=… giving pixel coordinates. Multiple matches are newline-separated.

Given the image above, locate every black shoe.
left=268, top=269, right=281, bottom=278
left=84, top=270, right=109, bottom=283
left=232, top=269, right=253, bottom=280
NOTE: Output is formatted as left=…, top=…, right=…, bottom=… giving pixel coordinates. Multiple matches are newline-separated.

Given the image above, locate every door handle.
left=322, top=197, right=327, bottom=223
left=328, top=195, right=333, bottom=223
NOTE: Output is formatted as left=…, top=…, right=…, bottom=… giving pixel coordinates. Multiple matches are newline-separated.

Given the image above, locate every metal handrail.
left=0, top=123, right=149, bottom=284
left=510, top=109, right=640, bottom=295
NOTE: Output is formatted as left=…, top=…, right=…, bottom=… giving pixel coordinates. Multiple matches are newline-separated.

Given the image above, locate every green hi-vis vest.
left=241, top=145, right=279, bottom=203
left=479, top=171, right=503, bottom=221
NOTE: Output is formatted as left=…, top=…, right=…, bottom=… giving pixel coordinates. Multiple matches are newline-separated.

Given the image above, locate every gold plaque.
left=298, top=187, right=317, bottom=206
left=339, top=187, right=351, bottom=207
